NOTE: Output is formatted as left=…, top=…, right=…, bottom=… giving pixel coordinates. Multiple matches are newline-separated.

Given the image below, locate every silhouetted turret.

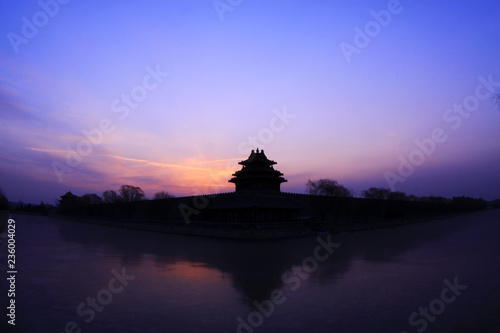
left=229, top=148, right=287, bottom=192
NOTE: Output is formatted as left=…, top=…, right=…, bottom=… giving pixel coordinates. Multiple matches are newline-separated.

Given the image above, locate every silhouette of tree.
left=419, top=195, right=447, bottom=203
left=387, top=191, right=408, bottom=201
left=494, top=91, right=500, bottom=108
left=452, top=196, right=487, bottom=210
left=362, top=187, right=408, bottom=200
left=102, top=190, right=118, bottom=203
left=0, top=188, right=9, bottom=210
left=306, top=179, right=353, bottom=197
left=153, top=191, right=175, bottom=200
left=362, top=187, right=390, bottom=199
left=407, top=195, right=418, bottom=201
left=119, top=185, right=145, bottom=202
left=81, top=193, right=103, bottom=205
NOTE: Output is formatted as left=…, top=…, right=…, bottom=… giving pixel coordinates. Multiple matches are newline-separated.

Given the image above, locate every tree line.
left=0, top=188, right=9, bottom=210
left=74, top=185, right=174, bottom=205
left=305, top=178, right=486, bottom=204
left=72, top=179, right=485, bottom=204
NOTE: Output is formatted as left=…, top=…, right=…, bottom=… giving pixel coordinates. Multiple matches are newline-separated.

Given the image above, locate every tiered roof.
left=229, top=148, right=287, bottom=191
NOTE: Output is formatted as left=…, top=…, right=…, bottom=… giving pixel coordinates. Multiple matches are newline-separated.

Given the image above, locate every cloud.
left=0, top=85, right=46, bottom=126
left=21, top=141, right=239, bottom=197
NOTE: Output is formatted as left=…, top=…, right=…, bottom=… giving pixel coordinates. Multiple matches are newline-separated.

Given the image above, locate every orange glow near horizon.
left=167, top=260, right=228, bottom=283
left=47, top=147, right=241, bottom=196
left=135, top=257, right=236, bottom=308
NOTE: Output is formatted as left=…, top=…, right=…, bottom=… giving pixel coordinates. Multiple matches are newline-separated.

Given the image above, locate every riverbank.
left=36, top=209, right=490, bottom=240
left=47, top=214, right=316, bottom=239
left=0, top=210, right=9, bottom=233
left=326, top=211, right=479, bottom=233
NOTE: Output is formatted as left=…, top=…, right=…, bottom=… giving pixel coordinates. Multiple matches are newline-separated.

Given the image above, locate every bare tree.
left=419, top=195, right=447, bottom=203
left=406, top=195, right=418, bottom=201
left=153, top=191, right=174, bottom=200
left=494, top=91, right=500, bottom=109
left=0, top=188, right=9, bottom=210
left=362, top=187, right=390, bottom=199
left=81, top=193, right=103, bottom=205
left=119, top=185, right=145, bottom=202
left=387, top=191, right=408, bottom=201
left=102, top=190, right=118, bottom=203
left=306, top=179, right=353, bottom=197
left=362, top=187, right=408, bottom=200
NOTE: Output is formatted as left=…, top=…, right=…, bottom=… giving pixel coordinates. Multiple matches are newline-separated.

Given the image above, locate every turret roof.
left=238, top=148, right=276, bottom=166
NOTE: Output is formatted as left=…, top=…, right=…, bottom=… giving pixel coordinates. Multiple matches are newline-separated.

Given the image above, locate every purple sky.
left=1, top=0, right=499, bottom=204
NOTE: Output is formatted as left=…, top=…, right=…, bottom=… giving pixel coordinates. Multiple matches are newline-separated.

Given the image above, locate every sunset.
left=1, top=1, right=500, bottom=333
left=1, top=1, right=499, bottom=204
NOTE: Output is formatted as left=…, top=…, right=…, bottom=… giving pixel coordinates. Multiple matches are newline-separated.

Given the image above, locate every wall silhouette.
left=59, top=192, right=488, bottom=228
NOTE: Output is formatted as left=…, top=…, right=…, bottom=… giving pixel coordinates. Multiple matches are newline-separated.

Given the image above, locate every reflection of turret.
left=54, top=215, right=469, bottom=308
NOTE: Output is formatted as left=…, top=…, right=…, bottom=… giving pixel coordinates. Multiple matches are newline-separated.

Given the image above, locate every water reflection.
left=54, top=214, right=471, bottom=307
left=8, top=211, right=500, bottom=332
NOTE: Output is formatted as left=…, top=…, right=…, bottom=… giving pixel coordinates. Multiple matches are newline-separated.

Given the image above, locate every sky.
left=0, top=0, right=499, bottom=204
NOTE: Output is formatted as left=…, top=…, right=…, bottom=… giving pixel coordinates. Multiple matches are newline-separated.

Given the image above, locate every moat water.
left=2, top=210, right=500, bottom=333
